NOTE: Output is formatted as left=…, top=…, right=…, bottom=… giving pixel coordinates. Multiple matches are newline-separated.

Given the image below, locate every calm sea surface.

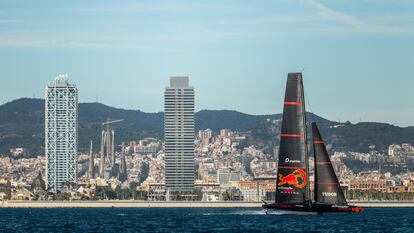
left=0, top=208, right=413, bottom=232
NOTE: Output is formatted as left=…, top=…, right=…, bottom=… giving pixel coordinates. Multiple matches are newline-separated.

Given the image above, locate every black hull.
left=262, top=203, right=363, bottom=213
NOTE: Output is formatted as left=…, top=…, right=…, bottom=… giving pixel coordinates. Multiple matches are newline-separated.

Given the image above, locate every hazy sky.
left=0, top=0, right=413, bottom=126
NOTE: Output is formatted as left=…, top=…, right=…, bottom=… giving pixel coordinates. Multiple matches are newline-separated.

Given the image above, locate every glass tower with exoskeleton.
left=45, top=74, right=78, bottom=191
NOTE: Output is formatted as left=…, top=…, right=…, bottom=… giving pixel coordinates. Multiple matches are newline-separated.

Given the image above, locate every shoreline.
left=2, top=201, right=414, bottom=208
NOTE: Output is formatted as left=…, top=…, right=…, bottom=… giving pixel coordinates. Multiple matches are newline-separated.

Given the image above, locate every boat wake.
left=200, top=209, right=311, bottom=216
left=201, top=210, right=298, bottom=216
left=200, top=210, right=265, bottom=216
left=271, top=210, right=318, bottom=215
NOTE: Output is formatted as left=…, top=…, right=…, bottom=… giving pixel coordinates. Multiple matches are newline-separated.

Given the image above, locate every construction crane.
left=102, top=119, right=124, bottom=126
left=102, top=119, right=124, bottom=130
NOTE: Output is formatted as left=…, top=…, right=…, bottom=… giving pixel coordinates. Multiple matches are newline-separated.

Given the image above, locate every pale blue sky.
left=0, top=0, right=413, bottom=126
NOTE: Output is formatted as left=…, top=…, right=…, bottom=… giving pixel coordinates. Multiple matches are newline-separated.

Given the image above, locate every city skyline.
left=0, top=0, right=413, bottom=127
left=1, top=1, right=414, bottom=230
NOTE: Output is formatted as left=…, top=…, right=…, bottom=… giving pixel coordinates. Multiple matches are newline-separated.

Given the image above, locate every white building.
left=198, top=129, right=213, bottom=146
left=388, top=144, right=402, bottom=157
left=45, top=75, right=78, bottom=191
left=164, top=76, right=195, bottom=191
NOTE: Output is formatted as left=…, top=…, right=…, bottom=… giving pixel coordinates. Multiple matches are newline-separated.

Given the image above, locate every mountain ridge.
left=0, top=98, right=412, bottom=156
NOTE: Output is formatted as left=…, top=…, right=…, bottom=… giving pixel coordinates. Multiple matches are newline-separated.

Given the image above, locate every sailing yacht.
left=262, top=73, right=363, bottom=213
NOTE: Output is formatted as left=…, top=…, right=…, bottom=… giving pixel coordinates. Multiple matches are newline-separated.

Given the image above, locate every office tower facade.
left=45, top=75, right=78, bottom=191
left=164, top=76, right=195, bottom=191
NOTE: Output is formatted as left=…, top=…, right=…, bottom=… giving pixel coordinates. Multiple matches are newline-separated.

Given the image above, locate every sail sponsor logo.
left=322, top=192, right=337, bottom=197
left=278, top=186, right=299, bottom=195
left=284, top=158, right=301, bottom=163
left=278, top=169, right=307, bottom=189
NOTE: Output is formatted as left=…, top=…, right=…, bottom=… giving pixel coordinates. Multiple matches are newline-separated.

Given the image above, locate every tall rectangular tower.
left=45, top=74, right=78, bottom=191
left=164, top=76, right=195, bottom=191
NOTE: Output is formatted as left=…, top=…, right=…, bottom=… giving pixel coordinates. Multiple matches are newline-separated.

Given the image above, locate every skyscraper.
left=45, top=75, right=78, bottom=191
left=164, top=76, right=195, bottom=192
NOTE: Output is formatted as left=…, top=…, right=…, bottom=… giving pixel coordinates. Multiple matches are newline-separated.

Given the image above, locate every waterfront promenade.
left=2, top=201, right=414, bottom=208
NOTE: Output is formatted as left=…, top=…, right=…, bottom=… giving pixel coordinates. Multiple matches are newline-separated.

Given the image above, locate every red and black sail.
left=276, top=73, right=309, bottom=204
left=312, top=122, right=347, bottom=206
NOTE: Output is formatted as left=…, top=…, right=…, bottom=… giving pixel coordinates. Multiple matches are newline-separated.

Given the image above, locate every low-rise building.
left=349, top=180, right=386, bottom=191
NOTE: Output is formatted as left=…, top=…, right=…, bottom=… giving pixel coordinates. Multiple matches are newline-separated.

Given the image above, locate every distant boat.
left=262, top=73, right=363, bottom=214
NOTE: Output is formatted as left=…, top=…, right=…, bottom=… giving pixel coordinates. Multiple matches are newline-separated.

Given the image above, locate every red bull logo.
left=278, top=169, right=307, bottom=189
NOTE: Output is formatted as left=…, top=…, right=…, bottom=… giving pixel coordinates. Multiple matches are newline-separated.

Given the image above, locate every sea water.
left=0, top=208, right=412, bottom=232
